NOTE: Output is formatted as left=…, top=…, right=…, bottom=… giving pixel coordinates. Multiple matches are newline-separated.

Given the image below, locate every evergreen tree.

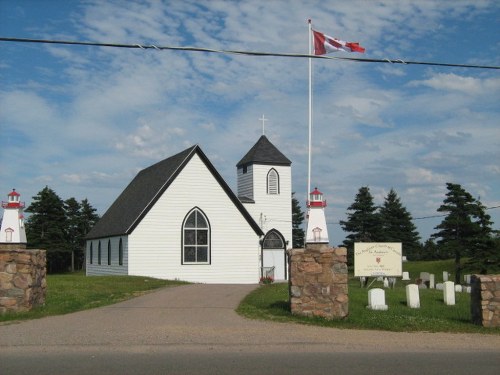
left=25, top=186, right=69, bottom=273
left=65, top=197, right=82, bottom=272
left=379, top=189, right=421, bottom=260
left=291, top=192, right=305, bottom=248
left=340, top=186, right=382, bottom=264
left=79, top=198, right=100, bottom=268
left=465, top=201, right=499, bottom=274
left=431, top=183, right=484, bottom=284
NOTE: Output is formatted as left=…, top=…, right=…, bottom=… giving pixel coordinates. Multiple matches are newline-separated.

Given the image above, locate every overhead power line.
left=1, top=37, right=499, bottom=70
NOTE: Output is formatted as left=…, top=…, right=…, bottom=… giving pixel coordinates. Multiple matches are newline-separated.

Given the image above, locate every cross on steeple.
left=259, top=114, right=268, bottom=135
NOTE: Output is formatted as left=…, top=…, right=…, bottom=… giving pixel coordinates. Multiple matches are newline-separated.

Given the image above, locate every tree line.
left=337, top=183, right=499, bottom=283
left=21, top=183, right=499, bottom=280
left=24, top=186, right=99, bottom=273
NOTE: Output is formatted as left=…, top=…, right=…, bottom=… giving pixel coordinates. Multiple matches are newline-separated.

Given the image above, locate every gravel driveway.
left=1, top=283, right=499, bottom=354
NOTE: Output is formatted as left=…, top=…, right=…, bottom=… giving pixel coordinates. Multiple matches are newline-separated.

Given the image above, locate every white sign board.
left=354, top=243, right=402, bottom=277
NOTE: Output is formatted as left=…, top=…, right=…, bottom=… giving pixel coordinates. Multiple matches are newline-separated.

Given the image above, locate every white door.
left=263, top=249, right=285, bottom=281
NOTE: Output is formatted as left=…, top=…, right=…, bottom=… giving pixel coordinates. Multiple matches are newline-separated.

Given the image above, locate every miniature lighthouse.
left=0, top=189, right=27, bottom=248
left=305, top=187, right=329, bottom=244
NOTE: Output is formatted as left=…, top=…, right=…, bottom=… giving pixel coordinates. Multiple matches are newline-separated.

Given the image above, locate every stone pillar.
left=471, top=275, right=500, bottom=328
left=0, top=249, right=47, bottom=314
left=289, top=244, right=348, bottom=320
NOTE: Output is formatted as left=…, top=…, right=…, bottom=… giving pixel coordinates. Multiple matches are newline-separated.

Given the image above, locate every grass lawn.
left=0, top=272, right=187, bottom=323
left=237, top=260, right=500, bottom=334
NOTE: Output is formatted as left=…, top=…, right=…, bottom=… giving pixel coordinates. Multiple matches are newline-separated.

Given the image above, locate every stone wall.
left=0, top=243, right=27, bottom=251
left=0, top=249, right=46, bottom=314
left=471, top=274, right=500, bottom=328
left=289, top=244, right=348, bottom=320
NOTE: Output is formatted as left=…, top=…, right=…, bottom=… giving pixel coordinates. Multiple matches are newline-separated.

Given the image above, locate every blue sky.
left=1, top=0, right=499, bottom=245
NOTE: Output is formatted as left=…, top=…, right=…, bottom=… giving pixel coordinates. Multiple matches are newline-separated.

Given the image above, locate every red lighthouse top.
left=2, top=189, right=25, bottom=209
left=307, top=187, right=327, bottom=208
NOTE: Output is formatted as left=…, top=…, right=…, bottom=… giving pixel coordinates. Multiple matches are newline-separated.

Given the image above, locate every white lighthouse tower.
left=0, top=189, right=27, bottom=248
left=305, top=187, right=329, bottom=244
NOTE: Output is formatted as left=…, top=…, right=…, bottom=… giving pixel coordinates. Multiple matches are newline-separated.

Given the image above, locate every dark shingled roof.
left=236, top=135, right=291, bottom=168
left=87, top=145, right=263, bottom=240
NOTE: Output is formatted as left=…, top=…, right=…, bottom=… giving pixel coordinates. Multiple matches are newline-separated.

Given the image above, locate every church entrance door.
left=261, top=230, right=287, bottom=281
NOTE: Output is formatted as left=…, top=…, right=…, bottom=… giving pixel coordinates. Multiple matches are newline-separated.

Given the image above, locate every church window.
left=267, top=168, right=279, bottom=195
left=263, top=230, right=284, bottom=249
left=89, top=243, right=93, bottom=264
left=182, top=208, right=210, bottom=264
left=98, top=241, right=102, bottom=265
left=107, top=240, right=111, bottom=265
left=118, top=238, right=123, bottom=266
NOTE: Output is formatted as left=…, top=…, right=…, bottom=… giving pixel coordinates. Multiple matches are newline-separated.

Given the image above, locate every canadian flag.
left=312, top=29, right=365, bottom=54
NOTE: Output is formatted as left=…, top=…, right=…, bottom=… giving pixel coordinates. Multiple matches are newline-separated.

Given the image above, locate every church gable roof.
left=236, top=135, right=291, bottom=168
left=87, top=145, right=263, bottom=240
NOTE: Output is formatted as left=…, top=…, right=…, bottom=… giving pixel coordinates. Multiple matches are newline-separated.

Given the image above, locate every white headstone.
left=388, top=277, right=396, bottom=289
left=436, top=283, right=444, bottom=290
left=367, top=288, right=388, bottom=311
left=464, top=274, right=471, bottom=284
left=464, top=286, right=472, bottom=294
left=443, top=281, right=455, bottom=305
left=443, top=271, right=448, bottom=282
left=402, top=271, right=410, bottom=281
left=360, top=276, right=366, bottom=287
left=429, top=274, right=435, bottom=289
left=383, top=277, right=389, bottom=288
left=406, top=284, right=420, bottom=308
left=402, top=256, right=407, bottom=262
left=420, top=272, right=430, bottom=281
left=455, top=284, right=463, bottom=293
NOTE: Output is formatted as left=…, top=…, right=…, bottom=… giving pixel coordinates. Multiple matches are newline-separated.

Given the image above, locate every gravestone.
left=436, top=283, right=444, bottom=290
left=464, top=286, right=471, bottom=293
left=429, top=274, right=435, bottom=289
left=464, top=274, right=471, bottom=285
left=455, top=285, right=463, bottom=293
left=367, top=288, right=388, bottom=310
left=406, top=284, right=420, bottom=308
left=420, top=272, right=430, bottom=282
left=383, top=277, right=389, bottom=288
left=443, top=271, right=449, bottom=282
left=402, top=271, right=410, bottom=281
left=443, top=281, right=455, bottom=305
left=388, top=277, right=396, bottom=289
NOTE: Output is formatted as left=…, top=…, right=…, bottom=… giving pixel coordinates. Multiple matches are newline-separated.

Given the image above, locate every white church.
left=85, top=135, right=292, bottom=284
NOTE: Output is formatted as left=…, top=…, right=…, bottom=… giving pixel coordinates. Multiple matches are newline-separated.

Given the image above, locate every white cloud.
left=1, top=0, right=499, bottom=242
left=409, top=73, right=500, bottom=94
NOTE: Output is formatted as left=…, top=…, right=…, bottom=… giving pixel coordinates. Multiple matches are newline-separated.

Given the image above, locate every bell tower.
left=0, top=189, right=27, bottom=248
left=305, top=187, right=329, bottom=244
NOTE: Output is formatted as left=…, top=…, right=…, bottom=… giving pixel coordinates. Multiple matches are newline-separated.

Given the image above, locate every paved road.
left=1, top=284, right=499, bottom=374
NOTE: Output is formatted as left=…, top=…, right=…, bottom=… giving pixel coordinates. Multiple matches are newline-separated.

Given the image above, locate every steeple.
left=1, top=189, right=27, bottom=246
left=305, top=187, right=329, bottom=244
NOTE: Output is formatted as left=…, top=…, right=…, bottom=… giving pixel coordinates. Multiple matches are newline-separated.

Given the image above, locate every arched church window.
left=107, top=240, right=111, bottom=265
left=267, top=168, right=279, bottom=195
left=182, top=208, right=210, bottom=264
left=118, top=238, right=123, bottom=266
left=98, top=241, right=101, bottom=265
left=263, top=230, right=284, bottom=249
left=89, top=242, right=93, bottom=264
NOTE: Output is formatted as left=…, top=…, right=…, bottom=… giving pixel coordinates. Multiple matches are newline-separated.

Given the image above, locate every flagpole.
left=307, top=19, right=312, bottom=202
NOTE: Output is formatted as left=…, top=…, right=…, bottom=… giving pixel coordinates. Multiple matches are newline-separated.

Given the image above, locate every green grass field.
left=237, top=259, right=500, bottom=334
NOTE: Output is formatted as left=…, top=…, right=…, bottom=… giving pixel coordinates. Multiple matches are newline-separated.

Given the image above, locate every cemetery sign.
left=354, top=242, right=402, bottom=277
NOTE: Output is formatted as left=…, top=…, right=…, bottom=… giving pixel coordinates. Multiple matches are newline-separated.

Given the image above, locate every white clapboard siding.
left=86, top=236, right=128, bottom=276
left=243, top=164, right=292, bottom=247
left=127, top=154, right=260, bottom=284
left=237, top=165, right=253, bottom=199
